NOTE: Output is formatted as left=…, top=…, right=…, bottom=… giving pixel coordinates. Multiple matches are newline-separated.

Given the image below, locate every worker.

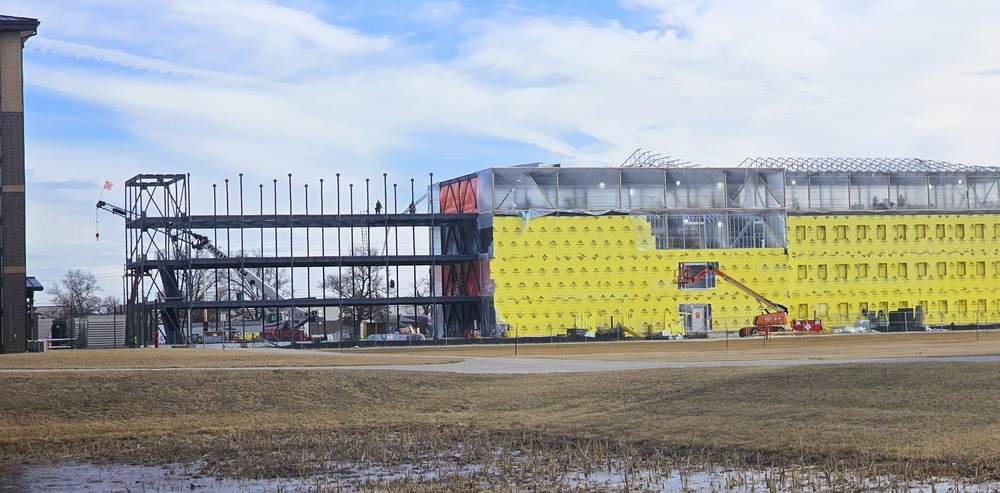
left=374, top=200, right=382, bottom=214
left=407, top=202, right=416, bottom=214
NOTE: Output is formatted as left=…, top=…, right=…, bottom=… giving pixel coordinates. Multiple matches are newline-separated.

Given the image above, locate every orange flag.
left=103, top=180, right=113, bottom=191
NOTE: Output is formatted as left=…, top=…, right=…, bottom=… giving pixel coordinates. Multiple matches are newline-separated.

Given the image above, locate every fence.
left=700, top=310, right=1000, bottom=334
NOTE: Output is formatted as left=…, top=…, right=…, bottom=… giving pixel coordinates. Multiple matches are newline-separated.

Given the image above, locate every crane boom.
left=677, top=265, right=788, bottom=314
left=96, top=200, right=129, bottom=218
left=97, top=200, right=282, bottom=302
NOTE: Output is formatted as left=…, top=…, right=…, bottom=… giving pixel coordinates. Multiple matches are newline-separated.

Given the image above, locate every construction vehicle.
left=677, top=265, right=822, bottom=337
left=261, top=317, right=311, bottom=342
left=594, top=323, right=647, bottom=339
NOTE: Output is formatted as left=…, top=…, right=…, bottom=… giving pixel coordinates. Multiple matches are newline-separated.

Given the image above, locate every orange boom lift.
left=676, top=265, right=821, bottom=337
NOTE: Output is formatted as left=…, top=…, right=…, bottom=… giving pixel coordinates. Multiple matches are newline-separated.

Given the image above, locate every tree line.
left=46, top=245, right=429, bottom=326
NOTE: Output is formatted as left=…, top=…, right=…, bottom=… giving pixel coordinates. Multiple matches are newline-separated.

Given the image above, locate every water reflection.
left=3, top=460, right=998, bottom=492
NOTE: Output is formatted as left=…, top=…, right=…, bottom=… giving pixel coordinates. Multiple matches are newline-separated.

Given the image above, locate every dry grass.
left=373, top=330, right=1000, bottom=361
left=8, top=331, right=993, bottom=370
left=1, top=360, right=999, bottom=478
left=0, top=347, right=460, bottom=369
left=3, top=332, right=1000, bottom=488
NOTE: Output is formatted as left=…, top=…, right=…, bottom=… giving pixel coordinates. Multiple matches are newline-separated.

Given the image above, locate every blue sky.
left=11, top=0, right=1000, bottom=302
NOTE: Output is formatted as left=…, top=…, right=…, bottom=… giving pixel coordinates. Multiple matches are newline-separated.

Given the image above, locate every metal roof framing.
left=740, top=157, right=1000, bottom=174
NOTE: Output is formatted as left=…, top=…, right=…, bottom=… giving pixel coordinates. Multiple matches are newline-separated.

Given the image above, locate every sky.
left=10, top=0, right=1000, bottom=303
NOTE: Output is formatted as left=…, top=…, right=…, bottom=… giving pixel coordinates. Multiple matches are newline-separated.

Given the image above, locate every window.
left=835, top=225, right=848, bottom=240
left=877, top=225, right=887, bottom=240
left=937, top=262, right=947, bottom=276
left=976, top=261, right=986, bottom=277
left=878, top=263, right=888, bottom=279
left=678, top=262, right=718, bottom=289
left=955, top=224, right=965, bottom=239
left=915, top=224, right=927, bottom=239
left=817, top=264, right=828, bottom=280
left=816, top=225, right=827, bottom=241
left=797, top=265, right=808, bottom=280
left=897, top=263, right=908, bottom=278
left=796, top=304, right=809, bottom=319
left=973, top=224, right=985, bottom=239
left=995, top=224, right=1000, bottom=239
left=836, top=264, right=848, bottom=279
left=936, top=224, right=946, bottom=239
left=857, top=264, right=869, bottom=278
left=795, top=225, right=806, bottom=241
left=916, top=262, right=928, bottom=278
left=957, top=299, right=968, bottom=314
left=856, top=225, right=867, bottom=240
left=895, top=225, right=907, bottom=240
left=878, top=301, right=889, bottom=315
left=939, top=300, right=948, bottom=314
left=957, top=262, right=967, bottom=277
left=837, top=302, right=849, bottom=316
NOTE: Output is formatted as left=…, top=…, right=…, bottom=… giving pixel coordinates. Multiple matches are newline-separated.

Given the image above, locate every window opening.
left=677, top=261, right=719, bottom=290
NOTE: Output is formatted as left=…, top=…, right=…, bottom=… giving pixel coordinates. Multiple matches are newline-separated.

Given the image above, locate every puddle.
left=0, top=462, right=290, bottom=493
left=3, top=459, right=998, bottom=492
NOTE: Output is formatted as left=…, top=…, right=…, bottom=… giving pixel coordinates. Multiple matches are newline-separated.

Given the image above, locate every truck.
left=261, top=317, right=311, bottom=342
left=677, top=265, right=822, bottom=337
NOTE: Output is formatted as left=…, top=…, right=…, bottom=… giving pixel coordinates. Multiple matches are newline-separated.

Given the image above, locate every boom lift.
left=677, top=265, right=821, bottom=337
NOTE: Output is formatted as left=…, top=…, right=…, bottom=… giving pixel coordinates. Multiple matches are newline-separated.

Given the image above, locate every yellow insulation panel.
left=786, top=213, right=1000, bottom=327
left=491, top=212, right=1000, bottom=336
left=491, top=215, right=789, bottom=336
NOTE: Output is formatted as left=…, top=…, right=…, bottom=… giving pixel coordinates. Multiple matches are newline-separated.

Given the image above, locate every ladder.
left=360, top=218, right=369, bottom=252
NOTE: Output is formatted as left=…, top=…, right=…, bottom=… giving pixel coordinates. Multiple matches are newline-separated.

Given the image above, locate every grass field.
left=0, top=346, right=460, bottom=369
left=2, top=332, right=999, bottom=490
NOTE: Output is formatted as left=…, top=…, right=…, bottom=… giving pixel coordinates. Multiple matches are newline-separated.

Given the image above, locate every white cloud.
left=166, top=0, right=393, bottom=78
left=413, top=1, right=462, bottom=23
left=13, top=0, right=1000, bottom=299
left=32, top=38, right=229, bottom=79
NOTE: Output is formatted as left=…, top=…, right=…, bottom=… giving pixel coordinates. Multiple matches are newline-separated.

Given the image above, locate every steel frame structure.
left=121, top=173, right=488, bottom=345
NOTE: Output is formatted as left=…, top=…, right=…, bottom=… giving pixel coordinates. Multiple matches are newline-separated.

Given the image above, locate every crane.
left=97, top=200, right=285, bottom=304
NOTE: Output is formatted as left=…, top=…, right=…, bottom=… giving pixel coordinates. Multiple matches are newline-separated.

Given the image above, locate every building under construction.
left=119, top=154, right=1000, bottom=343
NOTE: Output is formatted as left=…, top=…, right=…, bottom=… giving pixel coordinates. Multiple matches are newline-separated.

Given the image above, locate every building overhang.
left=0, top=15, right=39, bottom=41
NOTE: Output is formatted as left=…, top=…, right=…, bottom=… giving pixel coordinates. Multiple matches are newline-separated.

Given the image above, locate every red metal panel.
left=442, top=260, right=483, bottom=297
left=440, top=176, right=478, bottom=213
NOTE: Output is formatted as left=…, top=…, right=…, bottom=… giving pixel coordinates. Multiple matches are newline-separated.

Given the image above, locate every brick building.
left=0, top=15, right=39, bottom=353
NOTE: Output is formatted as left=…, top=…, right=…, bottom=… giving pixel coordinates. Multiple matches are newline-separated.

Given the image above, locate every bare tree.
left=49, top=270, right=102, bottom=319
left=184, top=249, right=291, bottom=323
left=411, top=275, right=432, bottom=315
left=319, top=245, right=388, bottom=328
left=243, top=255, right=291, bottom=300
left=184, top=249, right=215, bottom=323
left=96, top=295, right=121, bottom=315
